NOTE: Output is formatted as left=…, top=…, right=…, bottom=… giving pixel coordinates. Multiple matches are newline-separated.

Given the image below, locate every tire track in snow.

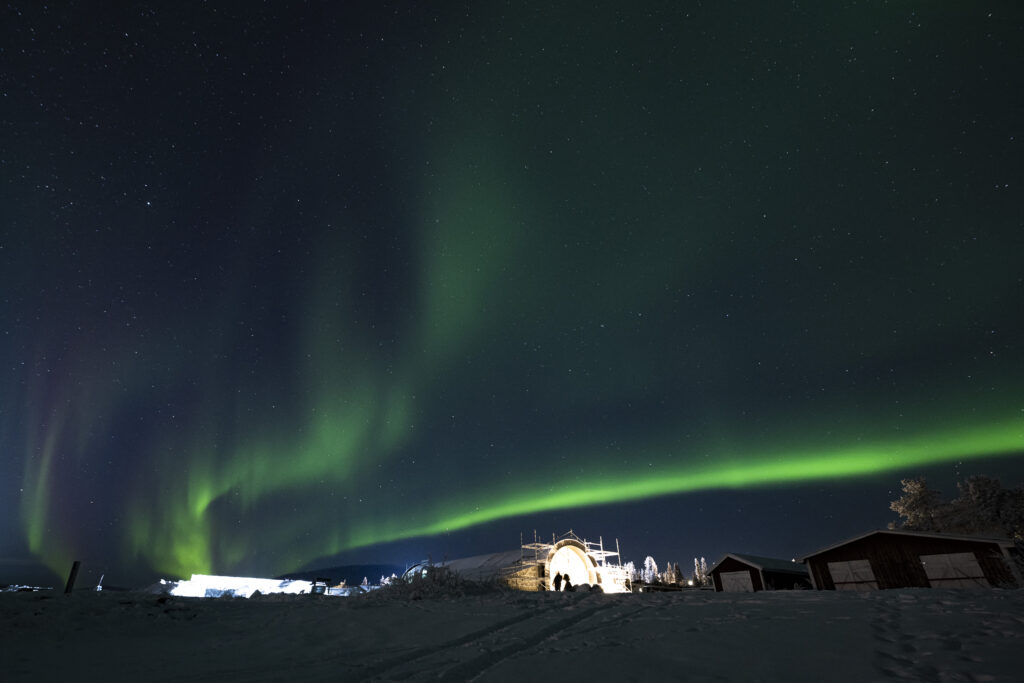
left=352, top=597, right=577, bottom=682
left=161, top=597, right=574, bottom=683
left=446, top=597, right=622, bottom=682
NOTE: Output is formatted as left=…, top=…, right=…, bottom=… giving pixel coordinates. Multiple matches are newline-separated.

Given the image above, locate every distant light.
left=167, top=574, right=313, bottom=599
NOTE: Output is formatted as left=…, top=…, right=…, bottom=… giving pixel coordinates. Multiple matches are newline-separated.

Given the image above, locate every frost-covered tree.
left=890, top=475, right=1024, bottom=541
left=673, top=562, right=682, bottom=585
left=642, top=556, right=659, bottom=584
left=692, top=557, right=709, bottom=586
left=889, top=478, right=946, bottom=531
left=623, top=561, right=637, bottom=582
left=948, top=476, right=1024, bottom=540
left=662, top=561, right=675, bottom=584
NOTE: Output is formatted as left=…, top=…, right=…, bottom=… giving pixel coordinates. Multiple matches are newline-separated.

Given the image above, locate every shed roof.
left=798, top=529, right=1014, bottom=562
left=710, top=553, right=809, bottom=576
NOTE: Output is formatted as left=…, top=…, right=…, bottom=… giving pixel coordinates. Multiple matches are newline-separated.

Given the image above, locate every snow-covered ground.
left=4, top=587, right=1023, bottom=681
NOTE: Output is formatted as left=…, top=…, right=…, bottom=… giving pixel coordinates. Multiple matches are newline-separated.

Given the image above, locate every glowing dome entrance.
left=404, top=531, right=632, bottom=593
left=547, top=539, right=598, bottom=590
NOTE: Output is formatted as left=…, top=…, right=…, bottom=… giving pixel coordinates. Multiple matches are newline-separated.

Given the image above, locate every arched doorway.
left=546, top=539, right=598, bottom=590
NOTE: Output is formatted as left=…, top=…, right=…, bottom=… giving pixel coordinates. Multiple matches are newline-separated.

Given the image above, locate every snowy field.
left=4, top=588, right=1024, bottom=682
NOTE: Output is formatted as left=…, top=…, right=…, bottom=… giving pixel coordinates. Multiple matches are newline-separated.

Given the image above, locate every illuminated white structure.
left=405, top=531, right=632, bottom=594
left=166, top=574, right=313, bottom=598
left=522, top=531, right=631, bottom=594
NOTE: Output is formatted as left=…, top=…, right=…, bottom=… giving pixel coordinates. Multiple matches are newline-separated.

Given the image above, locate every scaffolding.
left=503, top=529, right=632, bottom=592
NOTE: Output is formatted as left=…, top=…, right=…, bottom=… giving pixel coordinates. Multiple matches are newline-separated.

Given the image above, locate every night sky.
left=3, top=2, right=1023, bottom=587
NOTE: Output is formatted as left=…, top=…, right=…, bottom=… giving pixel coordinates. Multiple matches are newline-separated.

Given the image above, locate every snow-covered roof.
left=406, top=549, right=526, bottom=582
left=798, top=529, right=1015, bottom=562
left=442, top=549, right=525, bottom=579
left=710, top=554, right=808, bottom=576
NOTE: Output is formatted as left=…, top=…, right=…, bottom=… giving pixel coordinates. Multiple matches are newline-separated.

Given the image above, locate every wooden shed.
left=798, top=529, right=1021, bottom=591
left=709, top=553, right=811, bottom=592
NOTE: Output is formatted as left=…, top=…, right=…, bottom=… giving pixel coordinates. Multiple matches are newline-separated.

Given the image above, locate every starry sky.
left=2, top=2, right=1023, bottom=587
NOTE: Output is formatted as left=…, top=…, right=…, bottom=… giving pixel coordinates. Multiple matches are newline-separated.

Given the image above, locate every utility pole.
left=64, top=560, right=81, bottom=594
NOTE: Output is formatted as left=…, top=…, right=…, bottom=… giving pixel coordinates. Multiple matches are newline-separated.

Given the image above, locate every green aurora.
left=5, top=2, right=1024, bottom=582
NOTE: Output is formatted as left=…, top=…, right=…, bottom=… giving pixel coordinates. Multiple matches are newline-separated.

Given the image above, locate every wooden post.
left=64, top=560, right=81, bottom=594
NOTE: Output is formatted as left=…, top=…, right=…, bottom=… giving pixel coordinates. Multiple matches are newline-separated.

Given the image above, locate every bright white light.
left=549, top=545, right=593, bottom=590
left=168, top=574, right=313, bottom=599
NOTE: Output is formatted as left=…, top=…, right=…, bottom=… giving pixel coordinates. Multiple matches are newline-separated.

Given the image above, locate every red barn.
left=798, top=529, right=1021, bottom=591
left=709, top=553, right=811, bottom=592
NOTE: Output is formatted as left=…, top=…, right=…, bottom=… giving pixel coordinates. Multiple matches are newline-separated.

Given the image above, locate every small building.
left=709, top=553, right=811, bottom=592
left=798, top=529, right=1021, bottom=591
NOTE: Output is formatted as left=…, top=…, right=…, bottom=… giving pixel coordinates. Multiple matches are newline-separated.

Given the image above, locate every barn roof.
left=710, top=553, right=809, bottom=576
left=798, top=529, right=1015, bottom=562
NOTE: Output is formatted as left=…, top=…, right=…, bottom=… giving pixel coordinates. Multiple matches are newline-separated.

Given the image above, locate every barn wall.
left=711, top=557, right=764, bottom=591
left=807, top=560, right=834, bottom=590
left=762, top=570, right=810, bottom=590
left=977, top=550, right=1018, bottom=586
left=807, top=535, right=1016, bottom=590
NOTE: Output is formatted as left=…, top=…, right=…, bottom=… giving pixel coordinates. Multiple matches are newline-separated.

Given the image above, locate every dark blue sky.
left=2, top=2, right=1022, bottom=587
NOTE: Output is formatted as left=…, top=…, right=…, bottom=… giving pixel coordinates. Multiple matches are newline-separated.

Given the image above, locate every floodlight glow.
left=168, top=574, right=313, bottom=599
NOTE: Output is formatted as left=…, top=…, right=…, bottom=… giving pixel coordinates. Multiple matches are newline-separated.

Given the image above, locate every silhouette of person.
left=553, top=572, right=563, bottom=592
left=563, top=576, right=573, bottom=592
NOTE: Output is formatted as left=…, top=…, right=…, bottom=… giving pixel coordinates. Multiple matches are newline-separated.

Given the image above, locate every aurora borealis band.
left=2, top=3, right=1023, bottom=585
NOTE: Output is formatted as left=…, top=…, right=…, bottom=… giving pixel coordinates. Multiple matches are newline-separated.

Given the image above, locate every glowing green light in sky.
left=116, top=404, right=1023, bottom=579
left=338, top=416, right=1024, bottom=552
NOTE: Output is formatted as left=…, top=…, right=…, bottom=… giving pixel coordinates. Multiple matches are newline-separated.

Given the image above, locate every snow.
left=4, top=587, right=1024, bottom=681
